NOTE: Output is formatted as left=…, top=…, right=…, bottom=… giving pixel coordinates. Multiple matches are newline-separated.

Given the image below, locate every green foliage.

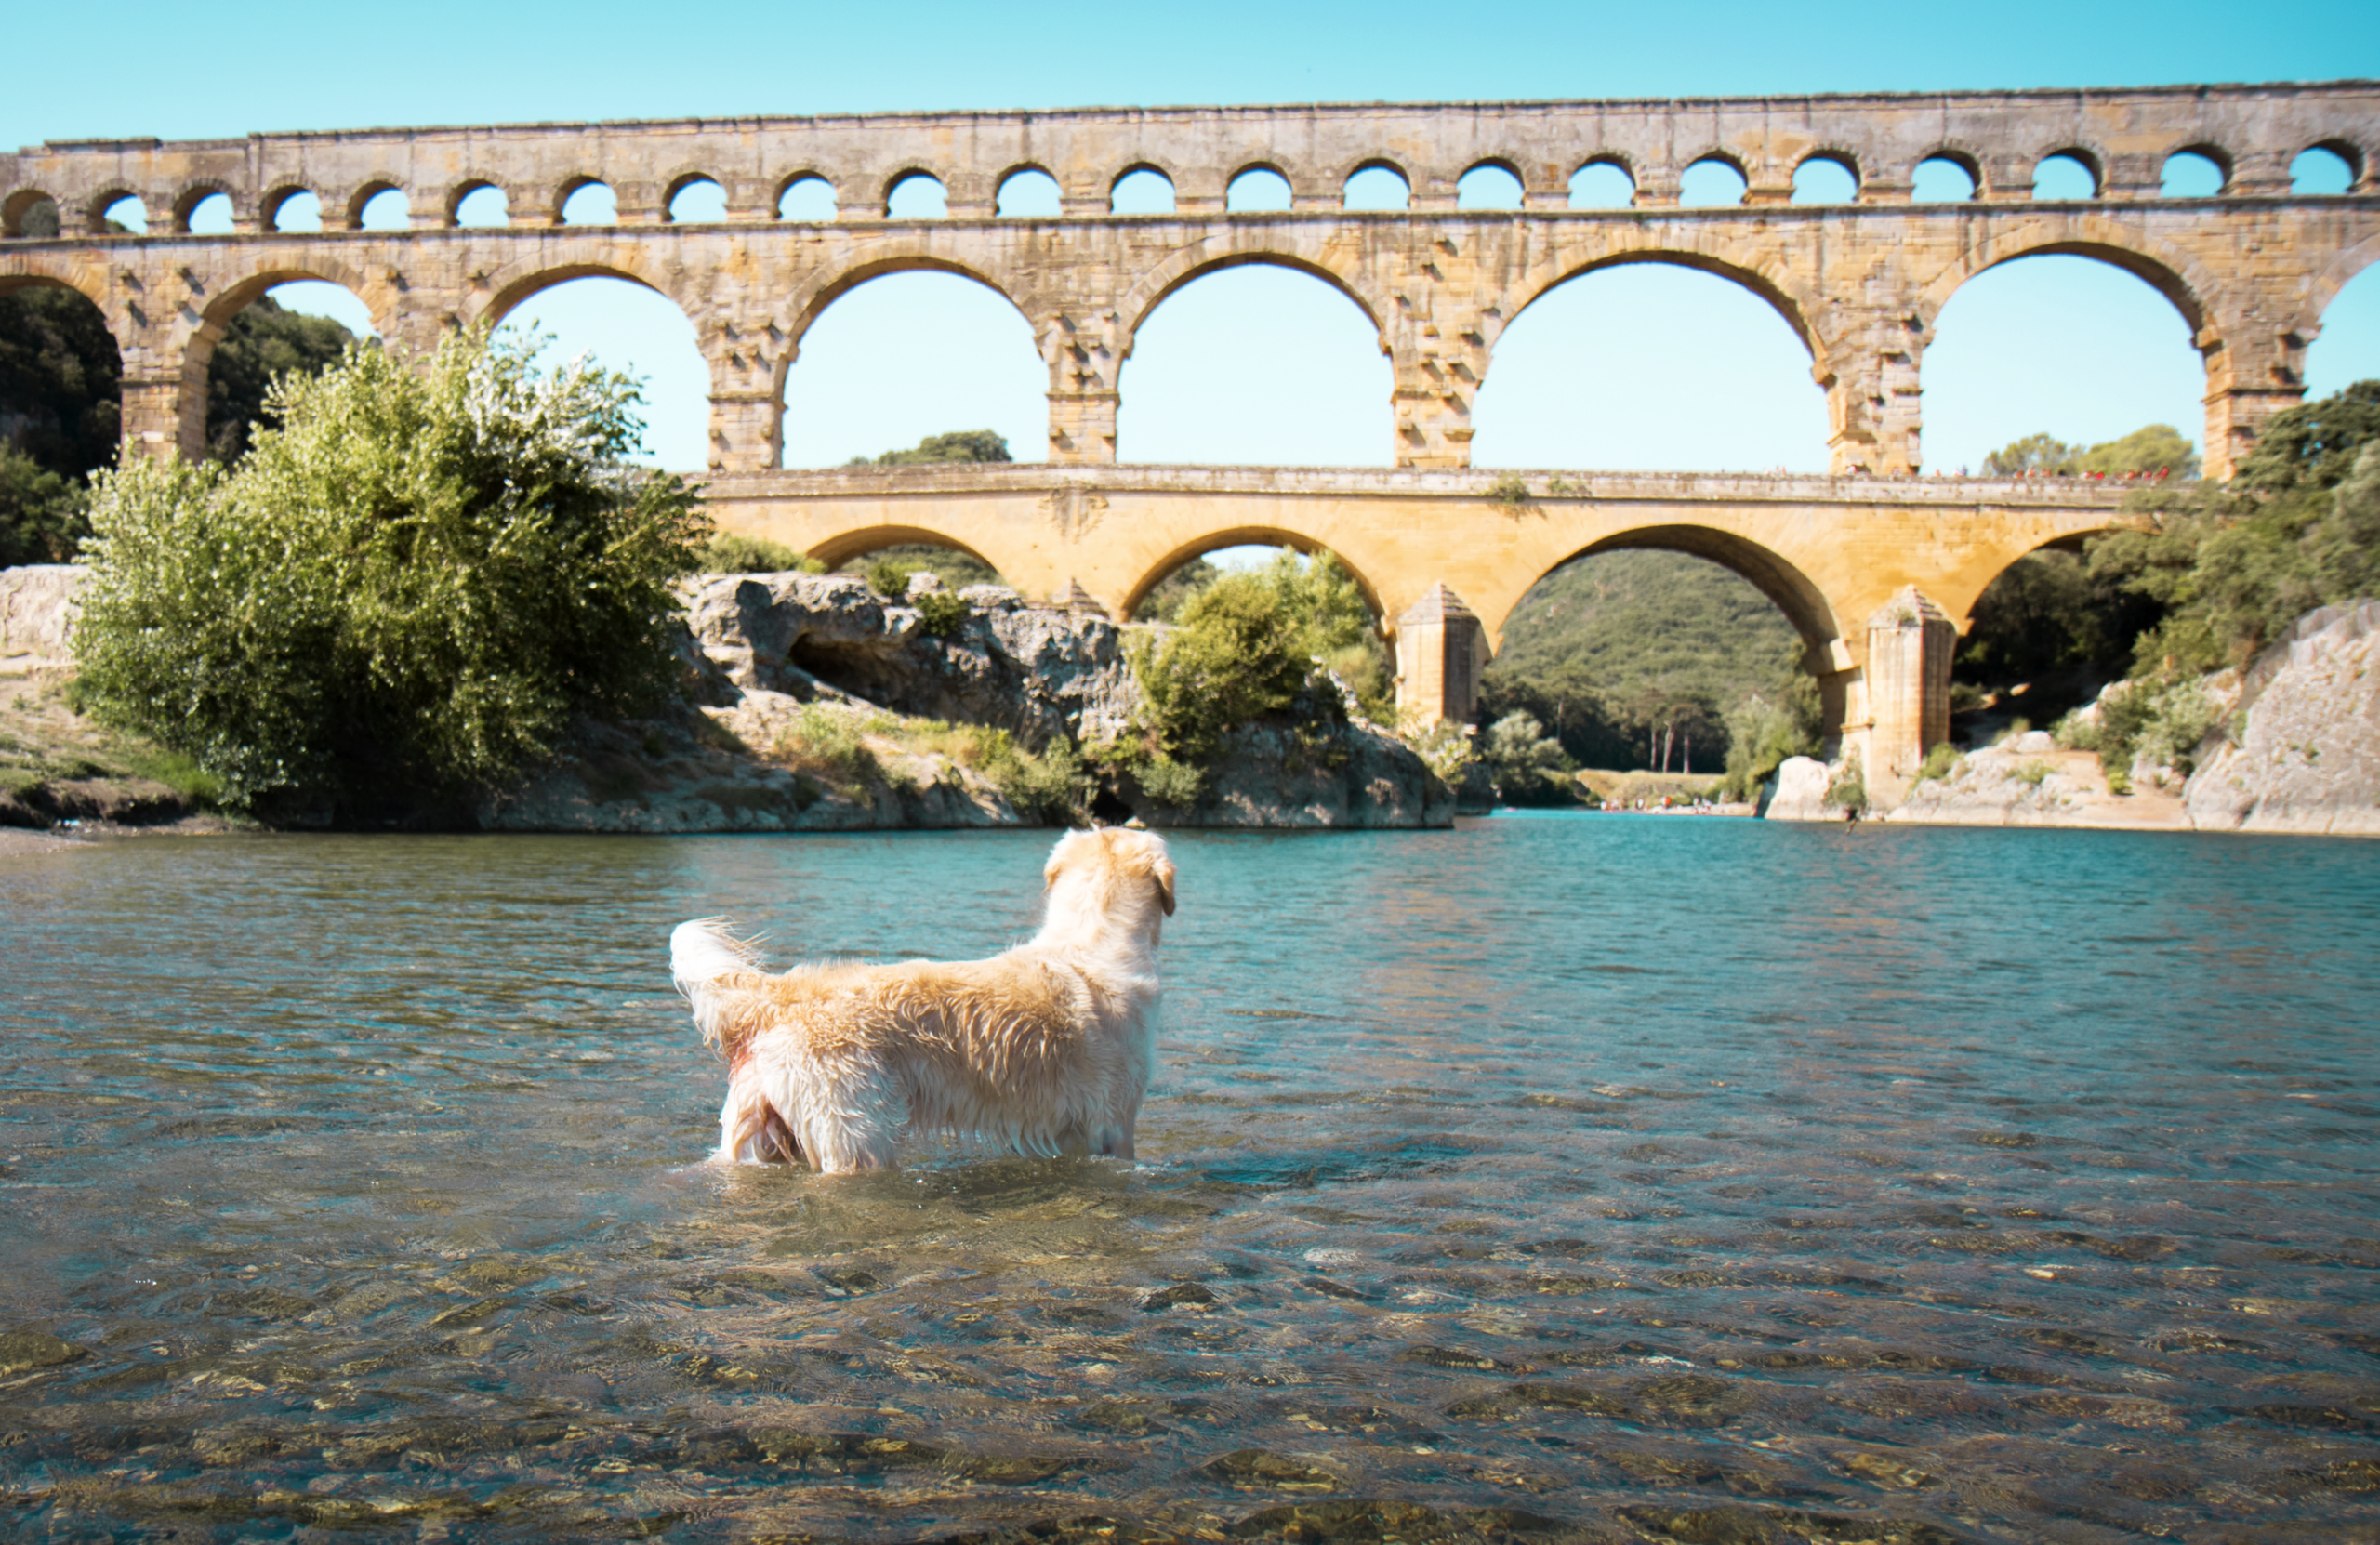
left=2055, top=677, right=2222, bottom=777
left=71, top=329, right=707, bottom=817
left=768, top=706, right=878, bottom=791
left=2013, top=759, right=2054, bottom=786
left=1717, top=667, right=1824, bottom=800
left=914, top=589, right=970, bottom=639
left=2084, top=383, right=2380, bottom=674
left=692, top=532, right=819, bottom=574
left=204, top=297, right=359, bottom=464
left=1911, top=742, right=1961, bottom=786
left=0, top=445, right=88, bottom=565
left=1133, top=753, right=1208, bottom=808
left=1129, top=550, right=1385, bottom=766
left=1135, top=557, right=1223, bottom=624
left=865, top=429, right=1013, bottom=467
left=1400, top=715, right=1477, bottom=785
left=1822, top=749, right=1867, bottom=813
left=1486, top=472, right=1534, bottom=511
left=1484, top=550, right=1809, bottom=772
left=0, top=286, right=122, bottom=485
left=1482, top=711, right=1576, bottom=803
left=842, top=542, right=1002, bottom=592
left=1954, top=548, right=2158, bottom=693
left=974, top=732, right=1091, bottom=824
left=1982, top=424, right=2198, bottom=480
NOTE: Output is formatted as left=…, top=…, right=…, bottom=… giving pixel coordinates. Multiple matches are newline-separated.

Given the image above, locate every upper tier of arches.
left=6, top=86, right=2373, bottom=238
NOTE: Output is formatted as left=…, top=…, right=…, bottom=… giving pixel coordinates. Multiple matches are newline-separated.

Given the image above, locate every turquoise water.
left=2, top=815, right=2377, bottom=1541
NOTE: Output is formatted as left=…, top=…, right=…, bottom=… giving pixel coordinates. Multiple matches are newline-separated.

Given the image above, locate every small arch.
left=667, top=175, right=725, bottom=224
left=1110, top=165, right=1175, bottom=215
left=1790, top=153, right=1858, bottom=205
left=1342, top=162, right=1410, bottom=212
left=450, top=181, right=509, bottom=228
left=1119, top=530, right=1386, bottom=626
left=778, top=174, right=837, bottom=222
left=2159, top=147, right=2229, bottom=197
left=2294, top=143, right=2360, bottom=195
left=3, top=189, right=60, bottom=238
left=1226, top=165, right=1292, bottom=213
left=175, top=186, right=237, bottom=234
left=352, top=185, right=409, bottom=231
left=560, top=179, right=616, bottom=226
left=260, top=185, right=317, bottom=232
left=1679, top=156, right=1748, bottom=207
left=1457, top=160, right=1525, bottom=211
left=2031, top=151, right=2099, bottom=201
left=1568, top=158, right=1633, bottom=209
left=1911, top=152, right=1978, bottom=203
left=996, top=166, right=1062, bottom=218
left=94, top=191, right=148, bottom=234
left=885, top=170, right=947, bottom=219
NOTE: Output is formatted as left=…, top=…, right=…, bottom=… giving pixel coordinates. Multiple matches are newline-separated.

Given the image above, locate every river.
left=2, top=816, right=2376, bottom=1541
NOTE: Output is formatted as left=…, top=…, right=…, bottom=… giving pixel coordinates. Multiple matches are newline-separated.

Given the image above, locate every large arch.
left=1513, top=524, right=1843, bottom=665
left=777, top=247, right=1033, bottom=359
left=799, top=522, right=1012, bottom=577
left=492, top=274, right=709, bottom=470
left=467, top=244, right=694, bottom=330
left=1914, top=218, right=2223, bottom=339
left=1469, top=260, right=1831, bottom=471
left=1113, top=253, right=1393, bottom=466
left=1111, top=238, right=1389, bottom=363
left=776, top=263, right=1044, bottom=469
left=1499, top=236, right=1832, bottom=383
left=1118, top=524, right=1389, bottom=624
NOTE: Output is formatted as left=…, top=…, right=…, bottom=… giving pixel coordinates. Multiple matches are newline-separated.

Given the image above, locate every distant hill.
left=1482, top=549, right=1804, bottom=772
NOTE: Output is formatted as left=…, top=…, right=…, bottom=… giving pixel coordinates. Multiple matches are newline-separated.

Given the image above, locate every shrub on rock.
left=71, top=330, right=706, bottom=818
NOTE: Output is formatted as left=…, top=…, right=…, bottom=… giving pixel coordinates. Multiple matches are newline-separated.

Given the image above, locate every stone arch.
left=1793, top=149, right=1862, bottom=193
left=466, top=243, right=696, bottom=331
left=1910, top=144, right=1985, bottom=195
left=1117, top=525, right=1389, bottom=624
left=880, top=166, right=946, bottom=216
left=258, top=183, right=316, bottom=230
left=2303, top=137, right=2367, bottom=188
left=1112, top=240, right=1390, bottom=365
left=1914, top=217, right=2225, bottom=342
left=1500, top=236, right=1832, bottom=382
left=0, top=251, right=115, bottom=310
left=1, top=188, right=57, bottom=237
left=343, top=179, right=403, bottom=231
left=1950, top=521, right=2145, bottom=633
left=2161, top=141, right=2234, bottom=191
left=1509, top=523, right=1843, bottom=663
left=1329, top=153, right=1414, bottom=192
left=549, top=174, right=614, bottom=224
left=1684, top=147, right=1751, bottom=179
left=779, top=246, right=1034, bottom=369
left=799, top=522, right=1024, bottom=581
left=661, top=167, right=720, bottom=205
left=2027, top=144, right=2106, bottom=197
left=1574, top=151, right=1635, bottom=182
left=995, top=160, right=1056, bottom=192
left=1110, top=160, right=1181, bottom=195
left=171, top=180, right=241, bottom=233
left=442, top=178, right=508, bottom=227
left=85, top=186, right=144, bottom=234
left=2299, top=229, right=2380, bottom=338
left=774, top=168, right=840, bottom=205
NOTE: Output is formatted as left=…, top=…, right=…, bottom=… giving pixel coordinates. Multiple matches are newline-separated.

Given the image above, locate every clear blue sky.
left=9, top=0, right=2377, bottom=478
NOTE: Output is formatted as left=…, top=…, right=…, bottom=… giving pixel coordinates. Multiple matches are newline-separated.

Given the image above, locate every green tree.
left=72, top=329, right=707, bottom=819
left=204, top=297, right=359, bottom=463
left=0, top=286, right=123, bottom=482
left=865, top=429, right=1013, bottom=466
left=1981, top=424, right=2199, bottom=480
left=0, top=446, right=86, bottom=566
left=1982, top=433, right=2081, bottom=477
left=1483, top=711, right=1576, bottom=803
left=1135, top=556, right=1223, bottom=623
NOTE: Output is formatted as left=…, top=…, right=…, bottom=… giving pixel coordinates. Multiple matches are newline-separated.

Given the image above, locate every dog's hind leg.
left=797, top=1065, right=906, bottom=1175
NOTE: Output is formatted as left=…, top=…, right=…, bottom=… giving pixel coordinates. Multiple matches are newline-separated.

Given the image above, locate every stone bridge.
left=1, top=83, right=2372, bottom=788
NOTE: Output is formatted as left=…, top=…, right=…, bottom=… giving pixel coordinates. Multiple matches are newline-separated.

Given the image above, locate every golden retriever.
left=670, top=828, right=1175, bottom=1173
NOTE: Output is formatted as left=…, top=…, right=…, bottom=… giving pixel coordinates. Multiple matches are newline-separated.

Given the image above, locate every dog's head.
left=1042, top=827, right=1176, bottom=946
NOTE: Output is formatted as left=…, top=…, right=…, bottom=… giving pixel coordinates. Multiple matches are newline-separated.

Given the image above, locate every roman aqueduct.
left=3, top=82, right=2375, bottom=791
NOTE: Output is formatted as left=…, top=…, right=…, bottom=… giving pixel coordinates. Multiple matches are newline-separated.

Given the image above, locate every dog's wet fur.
left=670, top=828, right=1175, bottom=1174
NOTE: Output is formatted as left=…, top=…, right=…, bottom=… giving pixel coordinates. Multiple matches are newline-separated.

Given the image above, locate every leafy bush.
left=1401, top=714, right=1477, bottom=785
left=692, top=532, right=817, bottom=574
left=768, top=706, right=879, bottom=791
left=1483, top=711, right=1577, bottom=803
left=1718, top=670, right=1822, bottom=800
left=2013, top=759, right=2054, bottom=786
left=1822, top=749, right=1867, bottom=813
left=913, top=589, right=970, bottom=639
left=2056, top=677, right=2222, bottom=777
left=1911, top=742, right=1960, bottom=786
left=72, top=329, right=706, bottom=817
left=0, top=446, right=88, bottom=565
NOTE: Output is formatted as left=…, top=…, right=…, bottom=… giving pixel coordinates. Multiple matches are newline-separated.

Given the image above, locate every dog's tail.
left=670, top=918, right=769, bottom=1057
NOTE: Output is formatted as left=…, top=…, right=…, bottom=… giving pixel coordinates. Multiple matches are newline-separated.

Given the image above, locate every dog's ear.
left=1153, top=859, right=1176, bottom=917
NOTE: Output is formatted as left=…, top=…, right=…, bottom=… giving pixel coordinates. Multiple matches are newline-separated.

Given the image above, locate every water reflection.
left=1, top=819, right=2376, bottom=1539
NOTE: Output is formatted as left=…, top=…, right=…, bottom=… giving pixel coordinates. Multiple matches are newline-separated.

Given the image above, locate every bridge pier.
left=1846, top=588, right=1959, bottom=801
left=1393, top=584, right=1486, bottom=726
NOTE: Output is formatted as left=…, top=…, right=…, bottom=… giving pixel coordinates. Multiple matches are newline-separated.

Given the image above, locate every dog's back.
left=671, top=829, right=1174, bottom=1172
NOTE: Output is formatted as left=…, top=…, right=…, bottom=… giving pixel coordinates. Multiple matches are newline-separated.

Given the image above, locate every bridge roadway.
left=704, top=463, right=2132, bottom=796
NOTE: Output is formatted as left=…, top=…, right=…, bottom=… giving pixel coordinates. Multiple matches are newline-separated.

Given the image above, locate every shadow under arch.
left=1951, top=518, right=2146, bottom=629
left=1113, top=244, right=1389, bottom=363
left=1117, top=525, right=1387, bottom=625
left=1513, top=523, right=1842, bottom=665
left=800, top=522, right=1011, bottom=577
left=1501, top=245, right=1828, bottom=379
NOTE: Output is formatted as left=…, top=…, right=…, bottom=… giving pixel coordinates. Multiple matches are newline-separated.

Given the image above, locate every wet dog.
left=670, top=828, right=1175, bottom=1174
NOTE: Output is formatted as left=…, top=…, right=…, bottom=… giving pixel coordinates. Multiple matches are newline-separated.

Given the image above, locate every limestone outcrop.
left=2186, top=601, right=2380, bottom=838
left=1757, top=757, right=1835, bottom=822
left=0, top=564, right=85, bottom=672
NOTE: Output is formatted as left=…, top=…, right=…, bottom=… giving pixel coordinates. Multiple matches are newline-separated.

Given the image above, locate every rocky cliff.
left=2185, top=601, right=2380, bottom=838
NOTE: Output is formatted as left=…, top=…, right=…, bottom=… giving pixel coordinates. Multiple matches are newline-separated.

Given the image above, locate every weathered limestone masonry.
left=1, top=84, right=2373, bottom=797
